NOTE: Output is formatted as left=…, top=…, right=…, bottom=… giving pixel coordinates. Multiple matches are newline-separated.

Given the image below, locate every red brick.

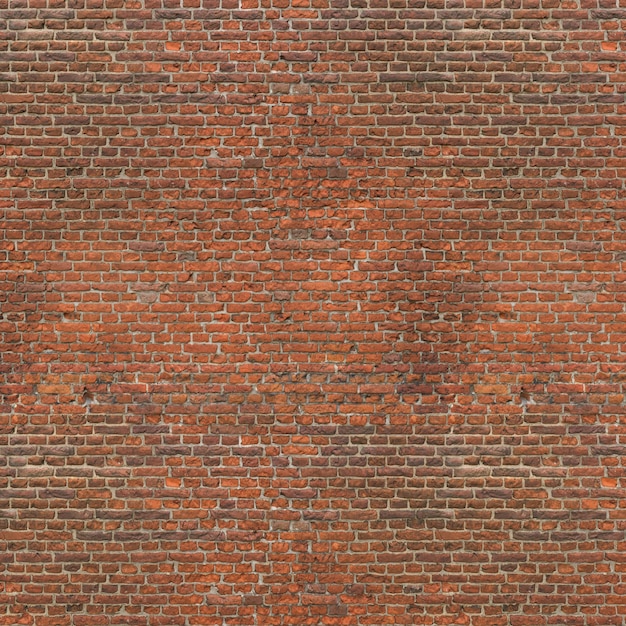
left=2, top=3, right=626, bottom=625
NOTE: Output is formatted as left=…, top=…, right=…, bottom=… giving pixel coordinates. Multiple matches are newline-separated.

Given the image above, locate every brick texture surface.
left=2, top=1, right=626, bottom=624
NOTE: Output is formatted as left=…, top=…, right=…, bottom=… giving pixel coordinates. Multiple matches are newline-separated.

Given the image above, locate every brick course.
left=2, top=1, right=626, bottom=624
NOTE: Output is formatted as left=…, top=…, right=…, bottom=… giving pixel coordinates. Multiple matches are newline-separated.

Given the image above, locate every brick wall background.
left=2, top=1, right=626, bottom=624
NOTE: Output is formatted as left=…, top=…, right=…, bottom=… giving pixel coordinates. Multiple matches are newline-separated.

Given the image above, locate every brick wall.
left=2, top=2, right=626, bottom=624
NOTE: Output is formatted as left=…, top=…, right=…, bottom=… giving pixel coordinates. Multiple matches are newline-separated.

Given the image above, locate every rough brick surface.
left=2, top=2, right=626, bottom=624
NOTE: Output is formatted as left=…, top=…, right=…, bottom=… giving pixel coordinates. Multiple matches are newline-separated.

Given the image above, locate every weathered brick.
left=2, top=3, right=626, bottom=625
